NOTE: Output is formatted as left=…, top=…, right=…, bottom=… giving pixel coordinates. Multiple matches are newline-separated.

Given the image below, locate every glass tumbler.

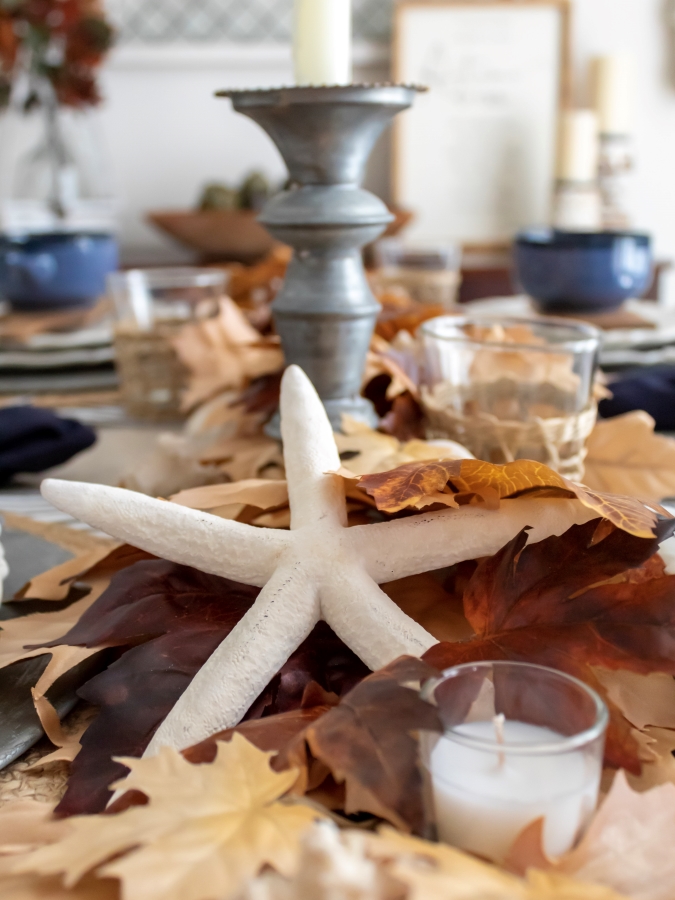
left=373, top=238, right=462, bottom=308
left=420, top=315, right=601, bottom=476
left=110, top=267, right=227, bottom=421
left=420, top=661, right=608, bottom=864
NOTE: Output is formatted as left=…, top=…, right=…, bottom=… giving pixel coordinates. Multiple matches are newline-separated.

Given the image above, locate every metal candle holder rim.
left=216, top=83, right=428, bottom=101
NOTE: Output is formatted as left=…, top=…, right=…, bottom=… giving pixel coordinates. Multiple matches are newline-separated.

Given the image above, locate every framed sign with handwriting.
left=393, top=0, right=570, bottom=248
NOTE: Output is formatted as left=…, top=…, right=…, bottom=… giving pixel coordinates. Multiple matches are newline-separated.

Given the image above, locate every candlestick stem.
left=218, top=85, right=424, bottom=435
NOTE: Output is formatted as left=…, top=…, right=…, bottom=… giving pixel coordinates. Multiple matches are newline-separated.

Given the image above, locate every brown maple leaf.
left=185, top=657, right=443, bottom=835
left=357, top=457, right=667, bottom=538
left=424, top=518, right=675, bottom=772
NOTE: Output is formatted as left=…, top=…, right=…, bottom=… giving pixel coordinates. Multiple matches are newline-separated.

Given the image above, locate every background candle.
left=591, top=55, right=635, bottom=137
left=557, top=110, right=600, bottom=183
left=293, top=0, right=352, bottom=87
left=429, top=720, right=601, bottom=863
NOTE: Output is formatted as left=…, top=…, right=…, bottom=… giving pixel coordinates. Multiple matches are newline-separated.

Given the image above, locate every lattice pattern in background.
left=106, top=0, right=393, bottom=43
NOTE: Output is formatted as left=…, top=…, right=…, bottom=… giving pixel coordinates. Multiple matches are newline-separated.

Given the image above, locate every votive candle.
left=420, top=662, right=608, bottom=864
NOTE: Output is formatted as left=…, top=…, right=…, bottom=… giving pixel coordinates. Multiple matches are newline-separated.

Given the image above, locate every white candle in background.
left=557, top=110, right=600, bottom=182
left=429, top=720, right=601, bottom=864
left=591, top=55, right=634, bottom=137
left=293, top=0, right=352, bottom=86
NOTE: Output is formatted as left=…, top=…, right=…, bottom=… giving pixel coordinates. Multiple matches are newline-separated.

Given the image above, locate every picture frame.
left=393, top=0, right=571, bottom=250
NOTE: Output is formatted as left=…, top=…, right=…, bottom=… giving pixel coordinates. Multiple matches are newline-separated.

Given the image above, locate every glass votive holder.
left=420, top=316, right=601, bottom=479
left=372, top=238, right=462, bottom=308
left=419, top=661, right=608, bottom=865
left=109, top=268, right=227, bottom=421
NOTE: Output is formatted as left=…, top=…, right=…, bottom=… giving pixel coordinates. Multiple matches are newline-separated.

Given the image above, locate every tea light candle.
left=428, top=718, right=601, bottom=864
left=591, top=55, right=634, bottom=137
left=293, top=0, right=352, bottom=86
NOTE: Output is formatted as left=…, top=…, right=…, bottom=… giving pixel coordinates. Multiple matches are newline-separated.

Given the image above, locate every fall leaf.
left=423, top=518, right=675, bottom=772
left=181, top=657, right=441, bottom=835
left=299, top=657, right=441, bottom=834
left=371, top=828, right=626, bottom=900
left=357, top=457, right=666, bottom=538
left=41, top=561, right=366, bottom=816
left=172, top=298, right=283, bottom=411
left=44, top=560, right=260, bottom=815
left=584, top=412, right=675, bottom=504
left=170, top=479, right=288, bottom=512
left=556, top=771, right=675, bottom=900
left=335, top=417, right=472, bottom=478
left=15, top=734, right=323, bottom=900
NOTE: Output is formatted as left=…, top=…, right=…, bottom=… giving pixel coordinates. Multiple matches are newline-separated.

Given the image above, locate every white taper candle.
left=293, top=0, right=352, bottom=86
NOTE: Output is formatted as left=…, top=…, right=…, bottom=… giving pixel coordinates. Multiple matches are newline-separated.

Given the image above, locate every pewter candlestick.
left=217, top=84, right=424, bottom=434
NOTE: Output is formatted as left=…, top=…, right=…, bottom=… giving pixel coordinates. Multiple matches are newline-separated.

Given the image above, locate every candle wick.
left=493, top=713, right=506, bottom=768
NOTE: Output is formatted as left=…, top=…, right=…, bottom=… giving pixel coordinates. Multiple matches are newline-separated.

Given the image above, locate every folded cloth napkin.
left=599, top=366, right=675, bottom=432
left=0, top=406, right=96, bottom=486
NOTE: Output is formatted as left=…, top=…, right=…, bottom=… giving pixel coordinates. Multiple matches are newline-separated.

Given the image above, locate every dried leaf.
left=16, top=735, right=323, bottom=900
left=0, top=801, right=67, bottom=854
left=173, top=298, right=283, bottom=411
left=371, top=828, right=625, bottom=900
left=42, top=560, right=366, bottom=815
left=0, top=859, right=118, bottom=900
left=47, top=561, right=261, bottom=815
left=335, top=418, right=471, bottom=478
left=627, top=727, right=675, bottom=792
left=170, top=479, right=288, bottom=511
left=593, top=670, right=675, bottom=731
left=303, top=657, right=442, bottom=833
left=424, top=518, right=675, bottom=772
left=584, top=412, right=675, bottom=503
left=358, top=458, right=664, bottom=538
left=558, top=771, right=675, bottom=900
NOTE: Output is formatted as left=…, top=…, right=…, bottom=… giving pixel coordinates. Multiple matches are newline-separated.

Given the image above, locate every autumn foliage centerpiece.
left=0, top=0, right=114, bottom=223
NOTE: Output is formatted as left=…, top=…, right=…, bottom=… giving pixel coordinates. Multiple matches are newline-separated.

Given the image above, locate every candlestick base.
left=217, top=84, right=425, bottom=434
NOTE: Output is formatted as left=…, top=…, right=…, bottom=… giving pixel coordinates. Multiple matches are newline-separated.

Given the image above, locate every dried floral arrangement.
left=2, top=284, right=675, bottom=900
left=0, top=0, right=114, bottom=109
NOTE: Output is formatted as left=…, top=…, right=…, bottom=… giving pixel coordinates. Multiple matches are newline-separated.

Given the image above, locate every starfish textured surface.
left=41, top=366, right=596, bottom=753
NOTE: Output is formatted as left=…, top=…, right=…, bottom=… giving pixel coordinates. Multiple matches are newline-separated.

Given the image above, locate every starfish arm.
left=145, top=560, right=320, bottom=753
left=280, top=366, right=346, bottom=530
left=320, top=566, right=436, bottom=670
left=40, top=479, right=290, bottom=587
left=353, top=498, right=599, bottom=584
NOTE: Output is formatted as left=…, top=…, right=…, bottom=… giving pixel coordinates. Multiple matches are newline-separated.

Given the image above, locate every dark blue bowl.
left=0, top=232, right=119, bottom=311
left=514, top=229, right=653, bottom=313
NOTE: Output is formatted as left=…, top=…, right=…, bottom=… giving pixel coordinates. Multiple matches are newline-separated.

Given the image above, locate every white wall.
left=97, top=1, right=675, bottom=301
left=99, top=43, right=390, bottom=255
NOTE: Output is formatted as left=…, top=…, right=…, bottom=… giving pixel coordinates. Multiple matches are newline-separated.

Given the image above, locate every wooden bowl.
left=147, top=209, right=276, bottom=264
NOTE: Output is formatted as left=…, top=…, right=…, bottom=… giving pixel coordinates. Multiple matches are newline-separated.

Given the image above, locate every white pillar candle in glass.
left=420, top=662, right=608, bottom=865
left=591, top=55, right=634, bottom=137
left=293, top=0, right=352, bottom=86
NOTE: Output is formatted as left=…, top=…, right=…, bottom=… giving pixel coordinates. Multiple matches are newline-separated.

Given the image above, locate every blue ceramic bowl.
left=0, top=232, right=119, bottom=311
left=514, top=229, right=653, bottom=313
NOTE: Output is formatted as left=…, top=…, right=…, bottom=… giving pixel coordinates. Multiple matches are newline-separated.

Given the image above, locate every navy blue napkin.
left=0, top=406, right=96, bottom=485
left=599, top=366, right=675, bottom=431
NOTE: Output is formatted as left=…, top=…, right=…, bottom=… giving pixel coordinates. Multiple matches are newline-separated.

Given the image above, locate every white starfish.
left=41, top=366, right=596, bottom=754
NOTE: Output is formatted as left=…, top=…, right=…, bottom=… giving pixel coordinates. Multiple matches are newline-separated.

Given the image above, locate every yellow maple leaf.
left=15, top=734, right=323, bottom=900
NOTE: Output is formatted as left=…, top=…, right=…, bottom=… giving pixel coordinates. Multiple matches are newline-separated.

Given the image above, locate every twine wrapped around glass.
left=420, top=317, right=601, bottom=481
